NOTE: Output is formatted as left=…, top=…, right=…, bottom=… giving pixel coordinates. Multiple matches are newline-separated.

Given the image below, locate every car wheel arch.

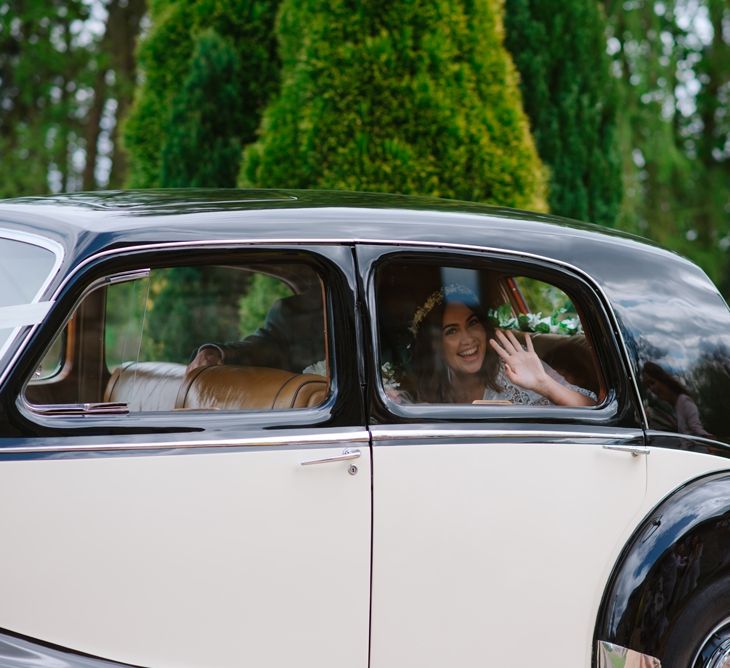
left=595, top=469, right=730, bottom=663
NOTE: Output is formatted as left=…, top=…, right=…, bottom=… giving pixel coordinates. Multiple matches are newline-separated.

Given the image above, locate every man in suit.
left=187, top=288, right=325, bottom=374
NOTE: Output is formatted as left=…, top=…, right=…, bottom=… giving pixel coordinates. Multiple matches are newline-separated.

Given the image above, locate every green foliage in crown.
left=123, top=0, right=280, bottom=188
left=504, top=0, right=622, bottom=226
left=241, top=0, right=547, bottom=210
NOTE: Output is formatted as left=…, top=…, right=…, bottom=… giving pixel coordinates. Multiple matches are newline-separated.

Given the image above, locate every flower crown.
left=409, top=284, right=479, bottom=336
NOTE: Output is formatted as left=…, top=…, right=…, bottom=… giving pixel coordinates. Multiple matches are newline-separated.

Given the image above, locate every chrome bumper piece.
left=597, top=641, right=661, bottom=668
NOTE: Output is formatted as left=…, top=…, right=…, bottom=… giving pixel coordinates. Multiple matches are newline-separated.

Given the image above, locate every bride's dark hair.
left=411, top=286, right=500, bottom=403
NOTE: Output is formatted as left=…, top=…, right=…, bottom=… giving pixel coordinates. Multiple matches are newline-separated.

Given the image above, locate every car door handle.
left=602, top=444, right=650, bottom=457
left=301, top=448, right=361, bottom=466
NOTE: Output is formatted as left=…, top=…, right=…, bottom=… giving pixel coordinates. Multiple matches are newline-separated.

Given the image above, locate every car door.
left=357, top=245, right=647, bottom=667
left=0, top=244, right=370, bottom=668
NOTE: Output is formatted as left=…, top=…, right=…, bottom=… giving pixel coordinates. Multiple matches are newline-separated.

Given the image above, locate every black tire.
left=662, top=575, right=730, bottom=668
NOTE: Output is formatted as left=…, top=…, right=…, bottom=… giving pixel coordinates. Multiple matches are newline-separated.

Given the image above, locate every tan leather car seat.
left=105, top=362, right=328, bottom=412
left=176, top=365, right=328, bottom=410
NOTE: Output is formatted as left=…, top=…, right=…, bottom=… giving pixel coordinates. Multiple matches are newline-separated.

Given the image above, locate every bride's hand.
left=489, top=330, right=548, bottom=393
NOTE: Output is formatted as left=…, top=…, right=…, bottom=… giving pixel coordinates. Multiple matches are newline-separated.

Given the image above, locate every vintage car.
left=1, top=190, right=730, bottom=668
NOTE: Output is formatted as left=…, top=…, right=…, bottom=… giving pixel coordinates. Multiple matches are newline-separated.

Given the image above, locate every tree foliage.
left=0, top=0, right=145, bottom=197
left=242, top=0, right=547, bottom=210
left=143, top=267, right=250, bottom=363
left=160, top=29, right=243, bottom=187
left=123, top=0, right=280, bottom=188
left=504, top=0, right=622, bottom=225
left=603, top=0, right=729, bottom=284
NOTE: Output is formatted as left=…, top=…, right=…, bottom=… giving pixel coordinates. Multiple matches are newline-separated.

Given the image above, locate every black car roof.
left=3, top=189, right=729, bottom=432
left=0, top=188, right=678, bottom=265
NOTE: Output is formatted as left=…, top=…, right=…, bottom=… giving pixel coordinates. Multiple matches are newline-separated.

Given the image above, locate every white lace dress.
left=483, top=360, right=596, bottom=405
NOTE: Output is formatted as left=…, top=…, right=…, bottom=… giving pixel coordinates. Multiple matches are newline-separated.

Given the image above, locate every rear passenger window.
left=375, top=258, right=603, bottom=408
left=25, top=261, right=329, bottom=413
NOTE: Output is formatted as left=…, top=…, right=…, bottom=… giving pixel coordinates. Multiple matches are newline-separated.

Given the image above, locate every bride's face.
left=441, top=301, right=487, bottom=376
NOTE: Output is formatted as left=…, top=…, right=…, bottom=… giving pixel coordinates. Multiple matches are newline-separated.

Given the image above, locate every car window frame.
left=13, top=243, right=362, bottom=435
left=360, top=245, right=641, bottom=426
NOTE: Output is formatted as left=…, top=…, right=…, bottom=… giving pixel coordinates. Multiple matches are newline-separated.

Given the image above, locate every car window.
left=0, top=236, right=58, bottom=352
left=375, top=258, right=603, bottom=408
left=25, top=261, right=329, bottom=414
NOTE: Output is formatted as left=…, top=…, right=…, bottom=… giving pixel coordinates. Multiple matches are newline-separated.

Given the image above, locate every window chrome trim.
left=0, top=228, right=64, bottom=368
left=370, top=428, right=641, bottom=442
left=353, top=240, right=646, bottom=429
left=0, top=429, right=370, bottom=455
left=3, top=236, right=646, bottom=430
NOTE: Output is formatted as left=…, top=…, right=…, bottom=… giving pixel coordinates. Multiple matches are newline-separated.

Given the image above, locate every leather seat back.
left=177, top=365, right=328, bottom=410
left=105, top=361, right=185, bottom=412
left=105, top=362, right=328, bottom=412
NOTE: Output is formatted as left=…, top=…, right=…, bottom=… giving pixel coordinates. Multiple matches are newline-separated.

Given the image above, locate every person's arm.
left=186, top=289, right=324, bottom=374
left=489, top=330, right=595, bottom=407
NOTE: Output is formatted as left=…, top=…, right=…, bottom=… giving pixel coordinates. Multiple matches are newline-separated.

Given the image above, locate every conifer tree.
left=160, top=29, right=242, bottom=187
left=242, top=0, right=546, bottom=210
left=123, top=0, right=280, bottom=188
left=504, top=0, right=622, bottom=225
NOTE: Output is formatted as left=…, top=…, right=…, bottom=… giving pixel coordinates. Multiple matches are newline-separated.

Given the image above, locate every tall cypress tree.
left=160, top=29, right=242, bottom=187
left=242, top=0, right=546, bottom=210
left=123, top=0, right=280, bottom=188
left=504, top=0, right=622, bottom=225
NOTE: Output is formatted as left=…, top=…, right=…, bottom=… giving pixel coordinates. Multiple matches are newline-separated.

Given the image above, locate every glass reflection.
left=643, top=362, right=712, bottom=438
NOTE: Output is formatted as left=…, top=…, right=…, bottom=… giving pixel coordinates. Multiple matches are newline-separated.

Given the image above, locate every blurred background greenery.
left=1, top=0, right=728, bottom=294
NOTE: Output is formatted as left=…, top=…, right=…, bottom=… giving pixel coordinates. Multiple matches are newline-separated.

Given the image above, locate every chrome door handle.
left=602, top=444, right=650, bottom=457
left=301, top=448, right=361, bottom=466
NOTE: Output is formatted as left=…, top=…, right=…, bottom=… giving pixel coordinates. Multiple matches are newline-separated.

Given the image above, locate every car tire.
left=661, top=575, right=730, bottom=668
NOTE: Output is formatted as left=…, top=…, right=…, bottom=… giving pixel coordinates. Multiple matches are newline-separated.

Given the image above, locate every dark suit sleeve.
left=213, top=289, right=325, bottom=373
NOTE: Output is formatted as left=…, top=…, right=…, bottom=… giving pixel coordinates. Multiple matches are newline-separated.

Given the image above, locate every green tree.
left=144, top=267, right=250, bottom=363
left=239, top=274, right=292, bottom=337
left=123, top=0, right=280, bottom=188
left=0, top=0, right=145, bottom=197
left=160, top=29, right=243, bottom=187
left=693, top=0, right=729, bottom=284
left=504, top=0, right=622, bottom=225
left=242, top=0, right=546, bottom=210
left=0, top=1, right=90, bottom=196
left=604, top=0, right=729, bottom=291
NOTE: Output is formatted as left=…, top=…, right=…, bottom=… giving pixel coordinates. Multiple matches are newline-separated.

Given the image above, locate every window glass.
left=34, top=334, right=65, bottom=380
left=25, top=261, right=329, bottom=414
left=0, top=237, right=57, bottom=352
left=0, top=238, right=55, bottom=307
left=375, top=259, right=601, bottom=408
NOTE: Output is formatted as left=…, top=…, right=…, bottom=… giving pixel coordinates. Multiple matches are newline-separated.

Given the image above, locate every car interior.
left=375, top=259, right=604, bottom=403
left=24, top=262, right=330, bottom=414
left=23, top=256, right=605, bottom=416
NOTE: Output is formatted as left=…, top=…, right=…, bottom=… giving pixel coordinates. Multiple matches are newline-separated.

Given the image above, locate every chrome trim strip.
left=596, top=641, right=661, bottom=668
left=0, top=430, right=370, bottom=455
left=371, top=428, right=640, bottom=441
left=3, top=234, right=647, bottom=430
